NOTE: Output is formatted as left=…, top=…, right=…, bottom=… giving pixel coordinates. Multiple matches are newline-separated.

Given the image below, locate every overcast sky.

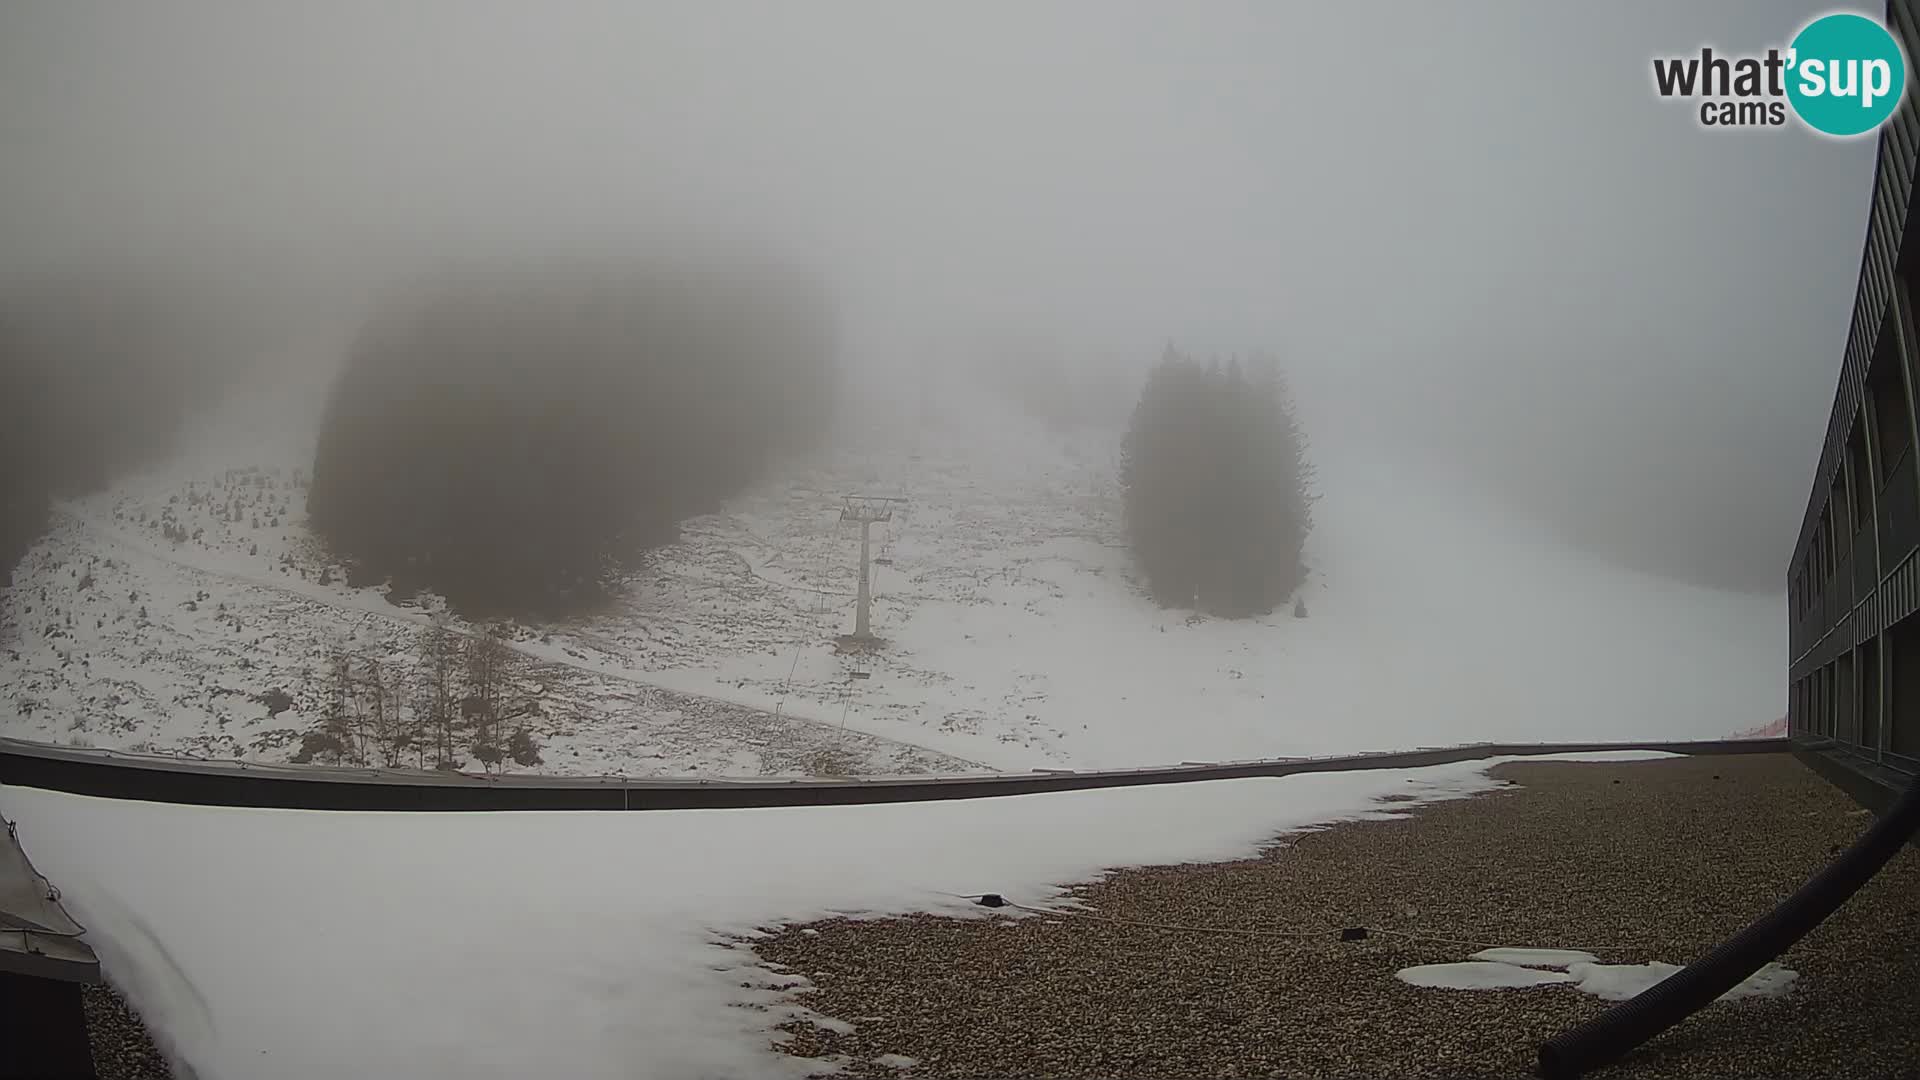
left=0, top=1, right=1881, bottom=592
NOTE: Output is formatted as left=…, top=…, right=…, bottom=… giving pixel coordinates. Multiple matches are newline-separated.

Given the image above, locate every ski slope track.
left=67, top=504, right=979, bottom=772
left=0, top=377, right=1786, bottom=778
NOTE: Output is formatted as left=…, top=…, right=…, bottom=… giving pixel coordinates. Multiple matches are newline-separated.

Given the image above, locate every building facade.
left=1787, top=0, right=1920, bottom=780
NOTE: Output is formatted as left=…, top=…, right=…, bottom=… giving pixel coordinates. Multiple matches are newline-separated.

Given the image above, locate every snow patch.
left=1565, top=960, right=1798, bottom=1002
left=1395, top=962, right=1574, bottom=990
left=1398, top=951, right=1797, bottom=1003
left=1467, top=947, right=1599, bottom=969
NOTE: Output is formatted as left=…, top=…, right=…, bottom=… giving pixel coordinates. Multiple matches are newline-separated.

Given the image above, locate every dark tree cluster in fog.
left=0, top=345, right=43, bottom=588
left=1121, top=346, right=1313, bottom=618
left=0, top=277, right=233, bottom=586
left=306, top=260, right=838, bottom=615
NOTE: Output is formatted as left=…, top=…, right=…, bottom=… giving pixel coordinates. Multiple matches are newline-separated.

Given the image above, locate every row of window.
left=1789, top=616, right=1920, bottom=769
left=1790, top=272, right=1920, bottom=656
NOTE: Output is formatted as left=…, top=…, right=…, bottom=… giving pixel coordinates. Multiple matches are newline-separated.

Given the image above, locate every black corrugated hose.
left=1537, top=775, right=1920, bottom=1078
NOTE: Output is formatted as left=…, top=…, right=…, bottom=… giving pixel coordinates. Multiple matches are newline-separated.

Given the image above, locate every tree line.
left=1, top=275, right=240, bottom=587
left=1120, top=345, right=1313, bottom=618
left=292, top=622, right=543, bottom=772
left=307, top=258, right=838, bottom=615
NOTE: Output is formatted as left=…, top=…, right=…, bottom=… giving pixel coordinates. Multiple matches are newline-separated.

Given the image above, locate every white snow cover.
left=1395, top=962, right=1574, bottom=990
left=1397, top=949, right=1797, bottom=1003
left=0, top=374, right=1783, bottom=778
left=0, top=751, right=1670, bottom=1080
left=1563, top=960, right=1799, bottom=1003
left=1467, top=947, right=1600, bottom=969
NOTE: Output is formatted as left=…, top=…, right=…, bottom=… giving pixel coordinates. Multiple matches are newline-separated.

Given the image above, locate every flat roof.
left=754, top=754, right=1920, bottom=1079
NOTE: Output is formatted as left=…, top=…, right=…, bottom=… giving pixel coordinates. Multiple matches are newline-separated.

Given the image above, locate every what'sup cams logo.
left=1653, top=11, right=1908, bottom=136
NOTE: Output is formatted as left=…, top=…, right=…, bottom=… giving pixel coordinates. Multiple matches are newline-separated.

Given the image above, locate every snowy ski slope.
left=0, top=371, right=1784, bottom=776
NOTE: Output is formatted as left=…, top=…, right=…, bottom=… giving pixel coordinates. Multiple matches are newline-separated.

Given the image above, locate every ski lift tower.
left=839, top=495, right=907, bottom=643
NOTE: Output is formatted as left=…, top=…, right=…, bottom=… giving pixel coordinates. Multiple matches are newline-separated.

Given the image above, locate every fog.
left=0, top=0, right=1872, bottom=595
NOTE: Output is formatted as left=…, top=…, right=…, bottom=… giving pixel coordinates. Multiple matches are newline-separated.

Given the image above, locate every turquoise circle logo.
left=1786, top=13, right=1907, bottom=136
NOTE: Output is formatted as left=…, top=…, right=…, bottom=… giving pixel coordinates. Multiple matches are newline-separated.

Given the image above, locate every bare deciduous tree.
left=463, top=624, right=539, bottom=773
left=417, top=621, right=463, bottom=770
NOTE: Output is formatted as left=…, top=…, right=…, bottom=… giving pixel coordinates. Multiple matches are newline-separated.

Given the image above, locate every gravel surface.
left=754, top=754, right=1920, bottom=1079
left=82, top=982, right=174, bottom=1080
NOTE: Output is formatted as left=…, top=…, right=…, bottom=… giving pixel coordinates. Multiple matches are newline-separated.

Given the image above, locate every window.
left=1890, top=616, right=1920, bottom=759
left=1833, top=470, right=1852, bottom=548
left=1848, top=421, right=1873, bottom=530
left=1861, top=641, right=1881, bottom=753
left=1824, top=505, right=1838, bottom=579
left=1869, top=336, right=1913, bottom=486
left=1826, top=665, right=1837, bottom=736
left=1813, top=525, right=1829, bottom=602
left=1837, top=650, right=1857, bottom=744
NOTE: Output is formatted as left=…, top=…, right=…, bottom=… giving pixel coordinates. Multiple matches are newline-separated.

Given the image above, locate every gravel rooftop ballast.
left=756, top=754, right=1920, bottom=1080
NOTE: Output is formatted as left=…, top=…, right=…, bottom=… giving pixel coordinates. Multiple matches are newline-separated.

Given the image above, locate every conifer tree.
left=1120, top=344, right=1313, bottom=617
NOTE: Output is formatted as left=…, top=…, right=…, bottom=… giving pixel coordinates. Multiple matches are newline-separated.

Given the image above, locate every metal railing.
left=0, top=734, right=1788, bottom=813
